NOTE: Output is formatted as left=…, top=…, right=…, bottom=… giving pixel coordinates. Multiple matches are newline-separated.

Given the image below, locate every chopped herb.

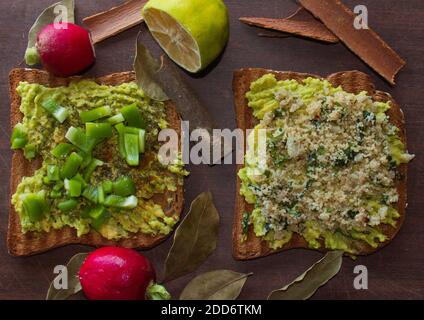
left=347, top=210, right=359, bottom=219
left=381, top=194, right=389, bottom=204
left=242, top=212, right=250, bottom=235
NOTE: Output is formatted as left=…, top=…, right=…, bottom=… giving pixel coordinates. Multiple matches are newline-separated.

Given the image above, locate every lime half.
left=143, top=0, right=229, bottom=73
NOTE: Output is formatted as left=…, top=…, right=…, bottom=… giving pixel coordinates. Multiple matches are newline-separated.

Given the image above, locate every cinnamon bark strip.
left=240, top=7, right=339, bottom=43
left=83, top=0, right=147, bottom=44
left=299, top=0, right=405, bottom=85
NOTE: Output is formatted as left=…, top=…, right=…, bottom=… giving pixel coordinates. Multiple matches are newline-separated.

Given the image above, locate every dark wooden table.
left=0, top=0, right=423, bottom=300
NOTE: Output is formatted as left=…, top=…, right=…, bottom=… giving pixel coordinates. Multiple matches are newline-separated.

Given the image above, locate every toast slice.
left=232, top=68, right=408, bottom=260
left=8, top=68, right=184, bottom=256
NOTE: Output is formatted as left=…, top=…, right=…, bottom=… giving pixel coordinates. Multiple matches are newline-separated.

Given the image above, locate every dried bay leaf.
left=134, top=35, right=169, bottom=101
left=46, top=252, right=88, bottom=300
left=268, top=250, right=343, bottom=300
left=162, top=192, right=220, bottom=283
left=180, top=270, right=252, bottom=300
left=25, top=0, right=75, bottom=65
left=134, top=37, right=233, bottom=164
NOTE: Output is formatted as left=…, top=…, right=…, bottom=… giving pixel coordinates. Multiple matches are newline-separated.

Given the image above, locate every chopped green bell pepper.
left=88, top=206, right=111, bottom=230
left=86, top=122, right=113, bottom=139
left=98, top=185, right=105, bottom=204
left=104, top=195, right=138, bottom=209
left=24, top=144, right=36, bottom=159
left=64, top=178, right=82, bottom=197
left=78, top=151, right=92, bottom=169
left=121, top=103, right=146, bottom=129
left=42, top=98, right=69, bottom=123
left=11, top=123, right=28, bottom=149
left=107, top=113, right=125, bottom=125
left=61, top=152, right=83, bottom=179
left=83, top=158, right=104, bottom=181
left=102, top=180, right=113, bottom=194
left=47, top=165, right=60, bottom=182
left=53, top=181, right=64, bottom=191
left=80, top=106, right=112, bottom=123
left=51, top=143, right=73, bottom=159
left=57, top=199, right=78, bottom=212
left=65, top=127, right=96, bottom=153
left=50, top=190, right=62, bottom=199
left=115, top=123, right=127, bottom=158
left=112, top=177, right=136, bottom=197
left=22, top=192, right=48, bottom=222
left=124, top=133, right=139, bottom=166
left=82, top=185, right=98, bottom=203
left=125, top=126, right=146, bottom=153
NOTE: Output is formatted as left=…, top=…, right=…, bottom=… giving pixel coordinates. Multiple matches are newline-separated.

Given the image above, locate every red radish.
left=36, top=23, right=95, bottom=77
left=79, top=247, right=155, bottom=300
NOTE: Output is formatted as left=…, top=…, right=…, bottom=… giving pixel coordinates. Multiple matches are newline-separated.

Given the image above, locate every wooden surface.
left=0, top=0, right=423, bottom=300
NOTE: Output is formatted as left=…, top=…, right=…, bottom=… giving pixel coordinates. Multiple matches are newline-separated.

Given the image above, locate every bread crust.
left=8, top=68, right=184, bottom=256
left=232, top=68, right=408, bottom=260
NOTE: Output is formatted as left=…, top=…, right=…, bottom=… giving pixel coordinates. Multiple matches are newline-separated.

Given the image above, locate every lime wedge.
left=143, top=0, right=229, bottom=73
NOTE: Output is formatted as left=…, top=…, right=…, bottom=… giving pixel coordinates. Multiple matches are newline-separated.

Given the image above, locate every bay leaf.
left=180, top=270, right=252, bottom=300
left=268, top=250, right=343, bottom=300
left=162, top=192, right=220, bottom=283
left=134, top=34, right=169, bottom=101
left=25, top=0, right=75, bottom=65
left=46, top=252, right=88, bottom=300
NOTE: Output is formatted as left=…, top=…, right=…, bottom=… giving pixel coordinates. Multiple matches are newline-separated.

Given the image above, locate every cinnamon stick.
left=83, top=0, right=147, bottom=44
left=240, top=7, right=339, bottom=43
left=299, top=0, right=405, bottom=84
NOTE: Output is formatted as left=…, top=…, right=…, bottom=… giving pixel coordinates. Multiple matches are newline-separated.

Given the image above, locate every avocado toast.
left=233, top=68, right=413, bottom=260
left=8, top=68, right=186, bottom=256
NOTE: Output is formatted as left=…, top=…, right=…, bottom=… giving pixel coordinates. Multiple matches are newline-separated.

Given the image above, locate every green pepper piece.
left=112, top=177, right=136, bottom=197
left=88, top=206, right=111, bottom=230
left=98, top=185, right=105, bottom=204
left=65, top=127, right=97, bottom=153
left=83, top=158, right=104, bottom=181
left=124, top=133, right=139, bottom=166
left=115, top=123, right=127, bottom=158
left=65, top=127, right=87, bottom=151
left=57, top=199, right=78, bottom=212
left=47, top=165, right=60, bottom=182
left=80, top=207, right=91, bottom=219
left=53, top=181, right=64, bottom=191
left=73, top=173, right=88, bottom=189
left=22, top=192, right=48, bottom=222
left=64, top=178, right=82, bottom=197
left=104, top=195, right=138, bottom=209
left=121, top=103, right=146, bottom=129
left=77, top=150, right=93, bottom=169
left=42, top=98, right=69, bottom=123
left=23, top=144, right=36, bottom=159
left=107, top=113, right=125, bottom=125
left=61, top=152, right=83, bottom=179
left=51, top=143, right=74, bottom=159
left=125, top=127, right=146, bottom=153
left=11, top=123, right=28, bottom=149
left=50, top=190, right=62, bottom=199
left=102, top=180, right=113, bottom=194
left=82, top=185, right=98, bottom=203
left=86, top=122, right=113, bottom=139
left=80, top=106, right=112, bottom=123
left=53, top=180, right=64, bottom=191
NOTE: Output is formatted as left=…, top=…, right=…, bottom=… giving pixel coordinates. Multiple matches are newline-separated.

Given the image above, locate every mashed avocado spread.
left=11, top=80, right=188, bottom=240
left=239, top=74, right=414, bottom=253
